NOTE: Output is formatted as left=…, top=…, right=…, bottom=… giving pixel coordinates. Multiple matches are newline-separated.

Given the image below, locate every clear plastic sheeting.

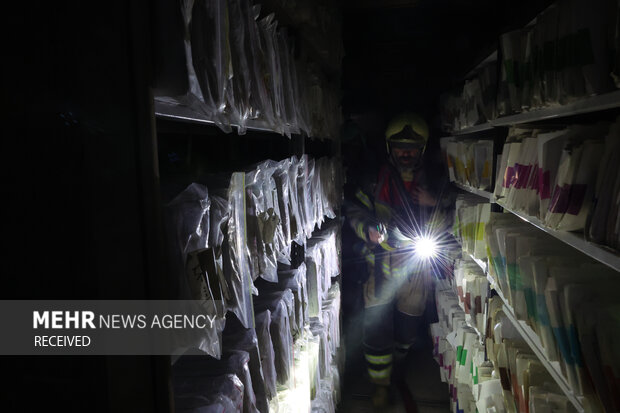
left=255, top=310, right=278, bottom=406
left=223, top=317, right=270, bottom=413
left=226, top=0, right=252, bottom=134
left=169, top=0, right=233, bottom=133
left=164, top=183, right=226, bottom=359
left=306, top=225, right=341, bottom=320
left=224, top=172, right=255, bottom=329
left=174, top=350, right=259, bottom=413
left=166, top=183, right=211, bottom=256
left=276, top=329, right=313, bottom=413
left=154, top=0, right=342, bottom=138
left=273, top=159, right=293, bottom=255
left=245, top=162, right=281, bottom=283
left=258, top=263, right=308, bottom=339
left=253, top=291, right=294, bottom=389
left=174, top=374, right=244, bottom=413
left=321, top=283, right=341, bottom=360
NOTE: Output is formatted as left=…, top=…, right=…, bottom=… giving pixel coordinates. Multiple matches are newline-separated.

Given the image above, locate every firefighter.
left=345, top=113, right=448, bottom=407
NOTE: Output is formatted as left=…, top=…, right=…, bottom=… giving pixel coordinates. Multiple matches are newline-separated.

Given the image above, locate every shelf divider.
left=496, top=200, right=620, bottom=272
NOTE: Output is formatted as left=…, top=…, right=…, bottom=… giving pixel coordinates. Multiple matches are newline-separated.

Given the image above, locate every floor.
left=337, top=332, right=451, bottom=413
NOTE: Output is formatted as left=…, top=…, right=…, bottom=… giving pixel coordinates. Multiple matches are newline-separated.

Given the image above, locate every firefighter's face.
left=392, top=147, right=421, bottom=168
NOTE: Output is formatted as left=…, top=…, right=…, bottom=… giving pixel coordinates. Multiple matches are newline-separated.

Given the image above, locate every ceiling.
left=341, top=0, right=555, bottom=120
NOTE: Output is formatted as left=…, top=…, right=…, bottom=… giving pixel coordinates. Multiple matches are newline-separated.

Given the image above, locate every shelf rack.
left=457, top=243, right=585, bottom=412
left=496, top=200, right=620, bottom=272
left=154, top=100, right=278, bottom=134
left=451, top=179, right=620, bottom=272
left=444, top=90, right=620, bottom=135
left=451, top=122, right=495, bottom=135
left=453, top=182, right=495, bottom=202
left=490, top=90, right=620, bottom=126
left=498, top=301, right=585, bottom=413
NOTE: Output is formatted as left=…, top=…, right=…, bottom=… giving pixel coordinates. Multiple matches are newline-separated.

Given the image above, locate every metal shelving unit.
left=490, top=90, right=620, bottom=127
left=451, top=180, right=620, bottom=272
left=451, top=122, right=494, bottom=135
left=154, top=100, right=277, bottom=134
left=457, top=239, right=586, bottom=412
left=453, top=182, right=495, bottom=202
left=499, top=301, right=585, bottom=412
left=497, top=200, right=620, bottom=272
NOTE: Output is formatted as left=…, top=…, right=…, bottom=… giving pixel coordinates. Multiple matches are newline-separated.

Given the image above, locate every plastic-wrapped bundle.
left=166, top=183, right=211, bottom=257
left=165, top=184, right=227, bottom=359
left=255, top=310, right=277, bottom=405
left=277, top=28, right=300, bottom=137
left=174, top=374, right=244, bottom=413
left=273, top=159, right=293, bottom=249
left=277, top=332, right=313, bottom=412
left=239, top=0, right=275, bottom=125
left=258, top=263, right=308, bottom=338
left=224, top=172, right=255, bottom=329
left=310, top=380, right=336, bottom=413
left=245, top=162, right=280, bottom=282
left=257, top=14, right=286, bottom=135
left=253, top=291, right=294, bottom=388
left=317, top=158, right=343, bottom=221
left=299, top=155, right=315, bottom=237
left=287, top=156, right=304, bottom=244
left=307, top=332, right=322, bottom=400
left=310, top=320, right=331, bottom=384
left=174, top=350, right=259, bottom=413
left=225, top=0, right=252, bottom=133
left=259, top=161, right=288, bottom=266
left=188, top=0, right=232, bottom=131
left=306, top=225, right=340, bottom=299
left=223, top=316, right=270, bottom=413
left=321, top=283, right=341, bottom=358
left=308, top=159, right=323, bottom=229
left=305, top=244, right=322, bottom=320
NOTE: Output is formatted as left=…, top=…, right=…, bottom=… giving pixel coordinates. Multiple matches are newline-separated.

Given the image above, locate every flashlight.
left=413, top=236, right=438, bottom=259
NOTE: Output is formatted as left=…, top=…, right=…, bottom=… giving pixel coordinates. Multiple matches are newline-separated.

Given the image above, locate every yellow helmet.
left=385, top=113, right=429, bottom=154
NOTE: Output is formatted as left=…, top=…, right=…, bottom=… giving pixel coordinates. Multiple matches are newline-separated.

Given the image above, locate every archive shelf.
left=443, top=90, right=620, bottom=134
left=453, top=182, right=495, bottom=202
left=490, top=89, right=620, bottom=127
left=496, top=200, right=620, bottom=272
left=450, top=181, right=620, bottom=272
left=451, top=122, right=494, bottom=135
left=455, top=241, right=585, bottom=412
left=154, top=100, right=277, bottom=134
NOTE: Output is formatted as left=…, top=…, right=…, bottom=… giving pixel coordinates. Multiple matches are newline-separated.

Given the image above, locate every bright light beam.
left=414, top=236, right=438, bottom=259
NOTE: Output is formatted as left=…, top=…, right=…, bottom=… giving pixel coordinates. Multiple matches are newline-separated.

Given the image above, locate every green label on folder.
left=460, top=349, right=468, bottom=366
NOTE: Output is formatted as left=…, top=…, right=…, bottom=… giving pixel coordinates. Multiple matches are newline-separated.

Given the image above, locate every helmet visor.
left=387, top=124, right=427, bottom=146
